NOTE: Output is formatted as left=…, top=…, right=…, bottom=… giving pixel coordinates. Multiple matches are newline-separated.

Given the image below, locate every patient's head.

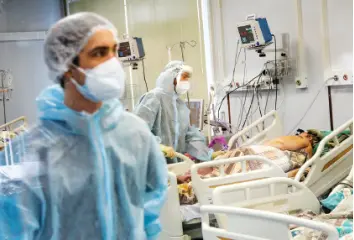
left=299, top=132, right=313, bottom=141
left=302, top=130, right=322, bottom=146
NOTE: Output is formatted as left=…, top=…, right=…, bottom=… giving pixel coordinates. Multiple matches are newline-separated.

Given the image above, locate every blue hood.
left=36, top=85, right=123, bottom=135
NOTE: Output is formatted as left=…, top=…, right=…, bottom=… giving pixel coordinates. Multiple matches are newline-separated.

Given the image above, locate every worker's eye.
left=90, top=47, right=109, bottom=58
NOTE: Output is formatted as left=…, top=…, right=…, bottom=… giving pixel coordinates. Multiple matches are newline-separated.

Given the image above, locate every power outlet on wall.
left=326, top=69, right=353, bottom=86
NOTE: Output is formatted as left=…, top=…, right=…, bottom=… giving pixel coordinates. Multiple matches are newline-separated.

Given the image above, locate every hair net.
left=156, top=61, right=193, bottom=93
left=44, top=12, right=118, bottom=82
left=0, top=85, right=168, bottom=239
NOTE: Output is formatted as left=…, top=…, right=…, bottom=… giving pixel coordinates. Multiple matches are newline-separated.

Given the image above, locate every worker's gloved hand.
left=211, top=150, right=226, bottom=160
left=160, top=144, right=176, bottom=158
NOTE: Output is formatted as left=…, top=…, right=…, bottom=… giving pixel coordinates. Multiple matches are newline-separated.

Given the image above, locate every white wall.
left=69, top=0, right=208, bottom=111
left=0, top=0, right=62, bottom=124
left=213, top=0, right=353, bottom=133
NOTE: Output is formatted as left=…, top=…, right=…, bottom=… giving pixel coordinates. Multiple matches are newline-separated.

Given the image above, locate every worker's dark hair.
left=59, top=56, right=80, bottom=88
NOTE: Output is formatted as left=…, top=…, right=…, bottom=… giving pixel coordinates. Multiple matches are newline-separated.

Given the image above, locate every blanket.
left=290, top=188, right=353, bottom=239
left=177, top=145, right=307, bottom=205
left=310, top=129, right=351, bottom=156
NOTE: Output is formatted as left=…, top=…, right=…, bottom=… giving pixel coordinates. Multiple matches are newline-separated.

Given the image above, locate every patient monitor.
left=118, top=37, right=145, bottom=62
left=187, top=99, right=204, bottom=131
left=236, top=14, right=272, bottom=49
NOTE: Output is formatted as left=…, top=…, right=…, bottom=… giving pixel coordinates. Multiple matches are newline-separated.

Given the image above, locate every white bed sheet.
left=180, top=203, right=201, bottom=222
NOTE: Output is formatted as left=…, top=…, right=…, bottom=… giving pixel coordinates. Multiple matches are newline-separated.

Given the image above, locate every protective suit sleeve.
left=144, top=136, right=168, bottom=240
left=134, top=93, right=160, bottom=131
left=185, top=126, right=213, bottom=161
left=0, top=152, right=44, bottom=239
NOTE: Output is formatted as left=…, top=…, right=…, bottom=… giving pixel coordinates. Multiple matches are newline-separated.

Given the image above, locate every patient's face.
left=300, top=132, right=313, bottom=143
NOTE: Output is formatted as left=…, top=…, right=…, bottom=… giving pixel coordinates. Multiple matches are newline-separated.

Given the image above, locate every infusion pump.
left=118, top=37, right=145, bottom=62
left=236, top=15, right=272, bottom=49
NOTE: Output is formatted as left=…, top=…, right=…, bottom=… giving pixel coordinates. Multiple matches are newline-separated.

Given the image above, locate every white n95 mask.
left=175, top=81, right=190, bottom=95
left=71, top=57, right=126, bottom=103
left=175, top=66, right=192, bottom=95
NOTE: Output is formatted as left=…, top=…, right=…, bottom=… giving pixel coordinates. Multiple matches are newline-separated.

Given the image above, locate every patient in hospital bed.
left=178, top=129, right=333, bottom=205
left=215, top=130, right=319, bottom=178
left=177, top=129, right=350, bottom=205
left=178, top=130, right=319, bottom=183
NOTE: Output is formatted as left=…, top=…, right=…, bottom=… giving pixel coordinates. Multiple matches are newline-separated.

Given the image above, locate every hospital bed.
left=226, top=110, right=353, bottom=197
left=201, top=206, right=339, bottom=239
left=191, top=117, right=352, bottom=207
left=191, top=118, right=352, bottom=206
left=159, top=156, right=285, bottom=240
left=0, top=116, right=27, bottom=152
left=160, top=111, right=352, bottom=239
left=0, top=117, right=41, bottom=180
left=159, top=153, right=196, bottom=240
left=199, top=177, right=345, bottom=239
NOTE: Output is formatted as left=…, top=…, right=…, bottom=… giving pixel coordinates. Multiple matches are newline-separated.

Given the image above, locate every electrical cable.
left=217, top=47, right=247, bottom=119
left=235, top=49, right=248, bottom=130
left=242, top=48, right=247, bottom=85
left=247, top=75, right=262, bottom=121
left=255, top=74, right=263, bottom=110
left=141, top=59, right=149, bottom=92
left=256, top=85, right=263, bottom=118
left=239, top=74, right=262, bottom=130
left=217, top=72, right=262, bottom=119
left=287, top=81, right=328, bottom=135
left=231, top=40, right=241, bottom=85
left=236, top=87, right=249, bottom=131
left=276, top=80, right=286, bottom=111
left=272, top=34, right=278, bottom=110
left=241, top=87, right=256, bottom=129
left=0, top=70, right=6, bottom=124
left=263, top=62, right=273, bottom=114
left=213, top=43, right=242, bottom=111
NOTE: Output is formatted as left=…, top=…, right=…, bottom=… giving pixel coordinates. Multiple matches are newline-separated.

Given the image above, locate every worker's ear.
left=69, top=66, right=86, bottom=85
left=63, top=71, right=72, bottom=79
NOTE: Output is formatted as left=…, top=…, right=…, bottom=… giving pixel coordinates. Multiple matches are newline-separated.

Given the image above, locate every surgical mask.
left=175, top=81, right=190, bottom=95
left=71, top=57, right=125, bottom=103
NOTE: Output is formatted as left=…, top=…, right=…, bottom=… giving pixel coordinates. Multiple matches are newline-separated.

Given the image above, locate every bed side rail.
left=212, top=177, right=320, bottom=227
left=227, top=110, right=283, bottom=150
left=0, top=116, right=27, bottom=132
left=191, top=156, right=286, bottom=205
left=200, top=206, right=339, bottom=240
left=167, top=152, right=194, bottom=176
left=295, top=119, right=353, bottom=195
left=160, top=171, right=184, bottom=237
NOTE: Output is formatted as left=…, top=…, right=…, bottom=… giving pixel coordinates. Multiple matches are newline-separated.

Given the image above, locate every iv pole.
left=0, top=70, right=12, bottom=125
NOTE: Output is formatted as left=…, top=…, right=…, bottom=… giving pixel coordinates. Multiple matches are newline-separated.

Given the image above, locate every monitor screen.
left=118, top=41, right=131, bottom=57
left=238, top=25, right=254, bottom=44
left=187, top=99, right=203, bottom=130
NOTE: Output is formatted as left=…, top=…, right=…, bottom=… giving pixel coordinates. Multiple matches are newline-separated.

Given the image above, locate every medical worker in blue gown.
left=0, top=12, right=168, bottom=240
left=134, top=61, right=223, bottom=163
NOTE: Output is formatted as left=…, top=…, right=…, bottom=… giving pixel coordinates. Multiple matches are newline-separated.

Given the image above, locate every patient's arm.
left=264, top=136, right=310, bottom=152
left=218, top=134, right=313, bottom=160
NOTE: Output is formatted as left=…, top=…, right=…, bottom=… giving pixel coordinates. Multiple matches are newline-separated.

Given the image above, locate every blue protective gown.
left=0, top=85, right=168, bottom=240
left=134, top=61, right=212, bottom=163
